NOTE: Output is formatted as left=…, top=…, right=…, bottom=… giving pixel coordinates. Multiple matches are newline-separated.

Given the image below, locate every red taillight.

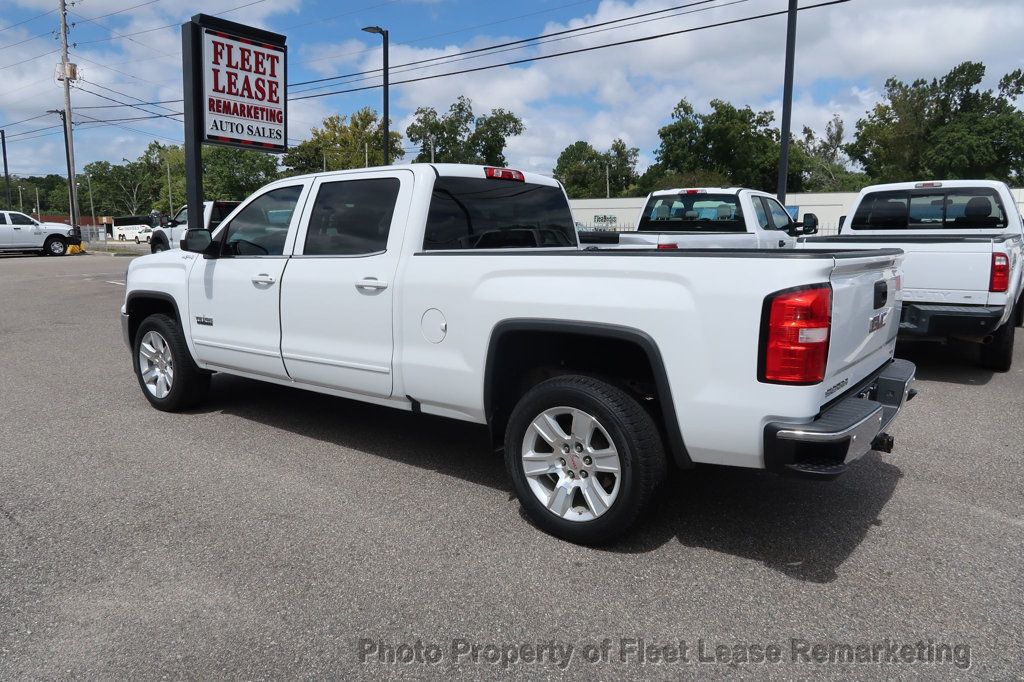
left=760, top=285, right=832, bottom=385
left=657, top=243, right=678, bottom=250
left=484, top=166, right=525, bottom=182
left=681, top=189, right=704, bottom=195
left=990, top=253, right=1009, bottom=292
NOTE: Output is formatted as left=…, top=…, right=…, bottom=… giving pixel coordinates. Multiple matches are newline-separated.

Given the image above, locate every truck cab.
left=578, top=188, right=818, bottom=249
left=150, top=201, right=239, bottom=253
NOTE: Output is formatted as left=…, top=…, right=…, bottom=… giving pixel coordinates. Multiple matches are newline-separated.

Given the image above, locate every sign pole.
left=182, top=19, right=205, bottom=241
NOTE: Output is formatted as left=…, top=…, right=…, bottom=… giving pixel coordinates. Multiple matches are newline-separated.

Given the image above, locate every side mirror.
left=180, top=229, right=216, bottom=257
left=801, top=213, right=819, bottom=235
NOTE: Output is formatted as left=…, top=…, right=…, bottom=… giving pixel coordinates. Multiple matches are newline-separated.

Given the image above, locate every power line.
left=76, top=0, right=163, bottom=23
left=73, top=85, right=184, bottom=121
left=290, top=0, right=719, bottom=89
left=0, top=9, right=56, bottom=33
left=293, top=0, right=597, bottom=69
left=291, top=0, right=747, bottom=96
left=0, top=28, right=56, bottom=52
left=74, top=111, right=183, bottom=143
left=0, top=112, right=52, bottom=129
left=291, top=0, right=850, bottom=102
left=74, top=0, right=269, bottom=46
left=0, top=48, right=61, bottom=72
left=83, top=80, right=181, bottom=115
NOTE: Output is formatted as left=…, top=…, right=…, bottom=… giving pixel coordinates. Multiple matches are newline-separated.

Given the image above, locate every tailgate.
left=803, top=237, right=995, bottom=304
left=825, top=252, right=903, bottom=393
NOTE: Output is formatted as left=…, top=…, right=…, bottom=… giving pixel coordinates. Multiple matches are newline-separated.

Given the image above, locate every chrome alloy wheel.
left=521, top=406, right=622, bottom=522
left=49, top=239, right=66, bottom=255
left=138, top=330, right=174, bottom=399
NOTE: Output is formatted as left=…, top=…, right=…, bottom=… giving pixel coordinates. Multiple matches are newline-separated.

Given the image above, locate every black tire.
left=135, top=237, right=140, bottom=244
left=504, top=375, right=666, bottom=545
left=132, top=313, right=210, bottom=411
left=979, top=322, right=1014, bottom=372
left=43, top=236, right=67, bottom=256
left=151, top=240, right=167, bottom=253
left=1015, top=297, right=1023, bottom=328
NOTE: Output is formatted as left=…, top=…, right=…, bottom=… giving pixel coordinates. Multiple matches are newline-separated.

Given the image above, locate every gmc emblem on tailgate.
left=868, top=310, right=889, bottom=333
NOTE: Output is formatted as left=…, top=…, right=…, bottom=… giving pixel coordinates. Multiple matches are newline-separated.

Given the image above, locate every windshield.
left=638, top=193, right=745, bottom=232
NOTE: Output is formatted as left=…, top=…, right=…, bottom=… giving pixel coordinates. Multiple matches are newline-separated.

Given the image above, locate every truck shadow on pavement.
left=201, top=374, right=902, bottom=585
left=615, top=460, right=902, bottom=583
left=894, top=341, right=994, bottom=386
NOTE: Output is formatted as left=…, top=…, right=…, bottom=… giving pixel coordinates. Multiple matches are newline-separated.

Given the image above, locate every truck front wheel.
left=151, top=239, right=167, bottom=253
left=43, top=236, right=67, bottom=256
left=979, top=322, right=1014, bottom=372
left=504, top=375, right=666, bottom=545
left=133, top=313, right=209, bottom=411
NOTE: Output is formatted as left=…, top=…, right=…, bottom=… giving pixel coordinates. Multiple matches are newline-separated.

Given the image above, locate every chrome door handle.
left=13, top=227, right=21, bottom=230
left=251, top=273, right=276, bottom=285
left=355, top=277, right=389, bottom=290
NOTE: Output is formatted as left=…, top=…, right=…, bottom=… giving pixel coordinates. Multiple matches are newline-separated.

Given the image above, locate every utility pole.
left=35, top=187, right=40, bottom=219
left=362, top=26, right=389, bottom=164
left=429, top=138, right=435, bottom=163
left=57, top=0, right=81, bottom=236
left=605, top=163, right=610, bottom=199
left=775, top=0, right=798, bottom=204
left=364, top=142, right=368, bottom=168
left=18, top=185, right=24, bottom=212
left=322, top=150, right=326, bottom=172
left=1, top=130, right=10, bottom=209
left=84, top=173, right=96, bottom=228
left=165, top=157, right=174, bottom=215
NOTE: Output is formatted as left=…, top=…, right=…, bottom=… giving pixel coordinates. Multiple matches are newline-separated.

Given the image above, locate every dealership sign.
left=186, top=15, right=287, bottom=152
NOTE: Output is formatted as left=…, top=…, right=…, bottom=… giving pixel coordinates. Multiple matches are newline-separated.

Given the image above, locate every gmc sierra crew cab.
left=578, top=187, right=819, bottom=250
left=799, top=180, right=1023, bottom=370
left=120, top=164, right=916, bottom=544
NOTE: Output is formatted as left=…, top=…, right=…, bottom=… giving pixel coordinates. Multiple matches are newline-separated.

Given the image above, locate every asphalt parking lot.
left=1, top=254, right=1021, bottom=679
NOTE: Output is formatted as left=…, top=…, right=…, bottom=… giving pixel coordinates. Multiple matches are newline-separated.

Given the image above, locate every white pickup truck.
left=798, top=180, right=1024, bottom=371
left=577, top=187, right=819, bottom=249
left=0, top=210, right=79, bottom=256
left=120, top=164, right=915, bottom=543
left=149, top=201, right=239, bottom=253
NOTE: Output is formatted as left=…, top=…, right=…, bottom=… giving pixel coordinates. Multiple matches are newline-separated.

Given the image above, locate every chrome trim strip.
left=281, top=352, right=390, bottom=374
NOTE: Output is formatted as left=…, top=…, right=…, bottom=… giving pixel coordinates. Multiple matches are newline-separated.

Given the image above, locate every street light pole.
left=362, top=25, right=389, bottom=165
left=18, top=185, right=24, bottom=212
left=776, top=0, right=798, bottom=204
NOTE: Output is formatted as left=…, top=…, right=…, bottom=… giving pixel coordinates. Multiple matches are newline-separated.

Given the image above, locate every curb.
left=82, top=250, right=139, bottom=258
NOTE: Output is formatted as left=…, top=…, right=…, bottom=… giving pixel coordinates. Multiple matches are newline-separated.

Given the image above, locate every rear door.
left=279, top=170, right=412, bottom=397
left=0, top=213, right=10, bottom=246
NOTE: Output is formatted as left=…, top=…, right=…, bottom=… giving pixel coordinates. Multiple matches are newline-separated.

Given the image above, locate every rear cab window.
left=423, top=176, right=577, bottom=250
left=638, top=193, right=745, bottom=233
left=851, top=187, right=1008, bottom=230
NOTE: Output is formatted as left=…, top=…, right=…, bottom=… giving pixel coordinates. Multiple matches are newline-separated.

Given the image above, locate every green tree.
left=847, top=61, right=1024, bottom=183
left=202, top=145, right=280, bottom=200
left=553, top=138, right=640, bottom=198
left=626, top=165, right=731, bottom=197
left=406, top=96, right=524, bottom=165
left=796, top=115, right=867, bottom=192
left=282, top=108, right=403, bottom=175
left=655, top=98, right=804, bottom=192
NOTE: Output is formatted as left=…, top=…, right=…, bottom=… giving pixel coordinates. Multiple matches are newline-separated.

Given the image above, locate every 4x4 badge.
left=195, top=316, right=214, bottom=326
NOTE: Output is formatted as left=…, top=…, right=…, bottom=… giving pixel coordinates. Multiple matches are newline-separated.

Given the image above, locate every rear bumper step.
left=899, top=303, right=1004, bottom=341
left=763, top=359, right=916, bottom=479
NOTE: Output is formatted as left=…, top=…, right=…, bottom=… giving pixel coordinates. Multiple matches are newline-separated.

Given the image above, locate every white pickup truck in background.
left=120, top=164, right=915, bottom=544
left=798, top=180, right=1024, bottom=370
left=577, top=187, right=819, bottom=249
left=0, top=210, right=79, bottom=256
left=149, top=201, right=240, bottom=253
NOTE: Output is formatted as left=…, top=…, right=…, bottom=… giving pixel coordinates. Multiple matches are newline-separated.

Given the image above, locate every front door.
left=279, top=171, right=412, bottom=398
left=8, top=212, right=41, bottom=248
left=760, top=196, right=797, bottom=249
left=187, top=183, right=307, bottom=379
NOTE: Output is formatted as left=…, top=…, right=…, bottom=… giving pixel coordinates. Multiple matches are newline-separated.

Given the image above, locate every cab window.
left=762, top=197, right=794, bottom=230
left=220, top=186, right=302, bottom=256
left=303, top=178, right=400, bottom=256
left=9, top=212, right=36, bottom=226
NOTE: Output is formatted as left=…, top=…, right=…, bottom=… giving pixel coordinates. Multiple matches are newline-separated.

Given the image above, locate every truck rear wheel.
left=133, top=314, right=210, bottom=411
left=151, top=240, right=167, bottom=253
left=504, top=375, right=666, bottom=545
left=979, top=322, right=1014, bottom=372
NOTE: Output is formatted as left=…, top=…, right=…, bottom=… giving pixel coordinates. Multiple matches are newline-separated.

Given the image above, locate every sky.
left=1, top=0, right=1022, bottom=179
